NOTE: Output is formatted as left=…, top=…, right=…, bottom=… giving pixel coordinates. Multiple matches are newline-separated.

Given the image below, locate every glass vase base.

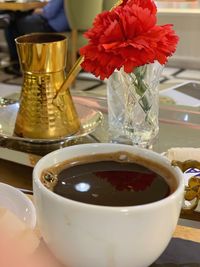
left=108, top=132, right=158, bottom=149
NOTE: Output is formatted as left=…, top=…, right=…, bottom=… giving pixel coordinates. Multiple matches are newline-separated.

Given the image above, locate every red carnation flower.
left=79, top=0, right=179, bottom=80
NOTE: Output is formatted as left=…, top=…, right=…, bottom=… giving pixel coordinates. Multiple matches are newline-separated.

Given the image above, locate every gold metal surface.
left=14, top=33, right=80, bottom=139
left=112, top=0, right=123, bottom=9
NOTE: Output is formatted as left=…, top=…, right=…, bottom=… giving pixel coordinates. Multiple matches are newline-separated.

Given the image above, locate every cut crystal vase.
left=107, top=61, right=164, bottom=148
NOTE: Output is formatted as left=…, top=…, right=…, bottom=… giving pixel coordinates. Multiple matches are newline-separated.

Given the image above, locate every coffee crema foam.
left=41, top=152, right=178, bottom=207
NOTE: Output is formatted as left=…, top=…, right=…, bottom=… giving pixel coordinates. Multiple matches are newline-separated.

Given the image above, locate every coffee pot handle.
left=53, top=56, right=83, bottom=104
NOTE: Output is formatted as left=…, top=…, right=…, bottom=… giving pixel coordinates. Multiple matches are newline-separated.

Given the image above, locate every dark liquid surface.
left=53, top=161, right=170, bottom=206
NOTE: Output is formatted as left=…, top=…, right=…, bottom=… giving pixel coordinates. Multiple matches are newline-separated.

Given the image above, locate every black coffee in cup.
left=41, top=152, right=177, bottom=207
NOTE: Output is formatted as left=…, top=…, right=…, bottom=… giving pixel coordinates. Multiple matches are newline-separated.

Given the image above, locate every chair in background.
left=0, top=14, right=10, bottom=29
left=64, top=0, right=104, bottom=90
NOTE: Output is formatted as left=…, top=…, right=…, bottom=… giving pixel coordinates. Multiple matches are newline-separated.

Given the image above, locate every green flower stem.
left=129, top=66, right=153, bottom=126
left=129, top=66, right=151, bottom=111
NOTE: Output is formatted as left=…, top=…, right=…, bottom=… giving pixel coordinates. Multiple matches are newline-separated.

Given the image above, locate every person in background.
left=4, top=0, right=70, bottom=75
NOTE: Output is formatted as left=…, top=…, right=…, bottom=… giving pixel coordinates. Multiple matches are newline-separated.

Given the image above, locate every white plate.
left=0, top=183, right=36, bottom=228
left=0, top=101, right=103, bottom=144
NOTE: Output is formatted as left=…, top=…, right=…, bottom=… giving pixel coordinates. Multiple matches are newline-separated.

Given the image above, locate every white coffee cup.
left=33, top=143, right=184, bottom=267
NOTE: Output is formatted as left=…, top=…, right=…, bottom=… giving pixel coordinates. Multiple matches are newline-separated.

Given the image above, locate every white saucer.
left=0, top=101, right=103, bottom=144
left=0, top=183, right=36, bottom=228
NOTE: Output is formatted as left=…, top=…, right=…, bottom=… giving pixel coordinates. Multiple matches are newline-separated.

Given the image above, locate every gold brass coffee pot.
left=14, top=33, right=81, bottom=139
